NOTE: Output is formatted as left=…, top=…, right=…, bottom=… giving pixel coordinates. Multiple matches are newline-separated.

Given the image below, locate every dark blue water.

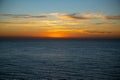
left=0, top=39, right=120, bottom=80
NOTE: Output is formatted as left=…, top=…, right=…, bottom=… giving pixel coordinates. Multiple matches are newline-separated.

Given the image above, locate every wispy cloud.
left=50, top=13, right=89, bottom=20
left=1, top=13, right=120, bottom=20
left=0, top=14, right=47, bottom=18
left=0, top=22, right=13, bottom=24
left=93, top=22, right=116, bottom=25
left=14, top=15, right=47, bottom=18
left=0, top=21, right=34, bottom=24
left=51, top=13, right=120, bottom=20
left=106, top=15, right=120, bottom=20
left=85, top=30, right=111, bottom=34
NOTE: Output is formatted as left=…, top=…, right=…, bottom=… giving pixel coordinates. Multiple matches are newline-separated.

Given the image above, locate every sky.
left=0, top=0, right=120, bottom=39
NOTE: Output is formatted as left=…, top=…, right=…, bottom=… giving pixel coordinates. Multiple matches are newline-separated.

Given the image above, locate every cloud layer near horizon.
left=0, top=12, right=120, bottom=38
left=1, top=13, right=120, bottom=20
left=51, top=13, right=120, bottom=20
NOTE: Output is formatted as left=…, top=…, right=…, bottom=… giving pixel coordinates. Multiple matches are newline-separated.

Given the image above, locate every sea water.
left=0, top=39, right=120, bottom=80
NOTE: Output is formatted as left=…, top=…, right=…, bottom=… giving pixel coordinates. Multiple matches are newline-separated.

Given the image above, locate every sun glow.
left=43, top=32, right=68, bottom=38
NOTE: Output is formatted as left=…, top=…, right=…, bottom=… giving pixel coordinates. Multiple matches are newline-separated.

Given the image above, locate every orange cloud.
left=51, top=13, right=120, bottom=20
left=50, top=13, right=89, bottom=20
left=106, top=15, right=120, bottom=19
left=1, top=13, right=120, bottom=20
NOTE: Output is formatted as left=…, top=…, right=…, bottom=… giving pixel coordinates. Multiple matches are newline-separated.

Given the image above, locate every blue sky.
left=0, top=0, right=120, bottom=15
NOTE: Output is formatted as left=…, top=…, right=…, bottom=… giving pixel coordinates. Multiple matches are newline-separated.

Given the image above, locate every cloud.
left=50, top=13, right=120, bottom=20
left=0, top=22, right=13, bottom=24
left=50, top=13, right=89, bottom=20
left=85, top=30, right=111, bottom=34
left=0, top=21, right=35, bottom=24
left=82, top=13, right=106, bottom=19
left=106, top=15, right=120, bottom=20
left=93, top=22, right=116, bottom=25
left=0, top=14, right=47, bottom=18
left=81, top=13, right=120, bottom=20
left=51, top=13, right=106, bottom=20
left=0, top=14, right=29, bottom=17
left=14, top=15, right=47, bottom=18
left=1, top=13, right=120, bottom=20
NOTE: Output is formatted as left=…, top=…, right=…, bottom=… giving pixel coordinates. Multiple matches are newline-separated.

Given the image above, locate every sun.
left=47, top=33, right=66, bottom=38
left=37, top=31, right=78, bottom=39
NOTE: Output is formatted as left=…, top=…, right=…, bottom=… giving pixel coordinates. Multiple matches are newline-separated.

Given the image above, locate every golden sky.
left=0, top=13, right=120, bottom=39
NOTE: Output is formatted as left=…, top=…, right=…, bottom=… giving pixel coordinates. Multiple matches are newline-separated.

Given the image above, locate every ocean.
left=0, top=39, right=120, bottom=80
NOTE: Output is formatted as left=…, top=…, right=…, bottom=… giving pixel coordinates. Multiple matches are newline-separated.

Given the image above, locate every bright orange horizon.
left=0, top=30, right=120, bottom=39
